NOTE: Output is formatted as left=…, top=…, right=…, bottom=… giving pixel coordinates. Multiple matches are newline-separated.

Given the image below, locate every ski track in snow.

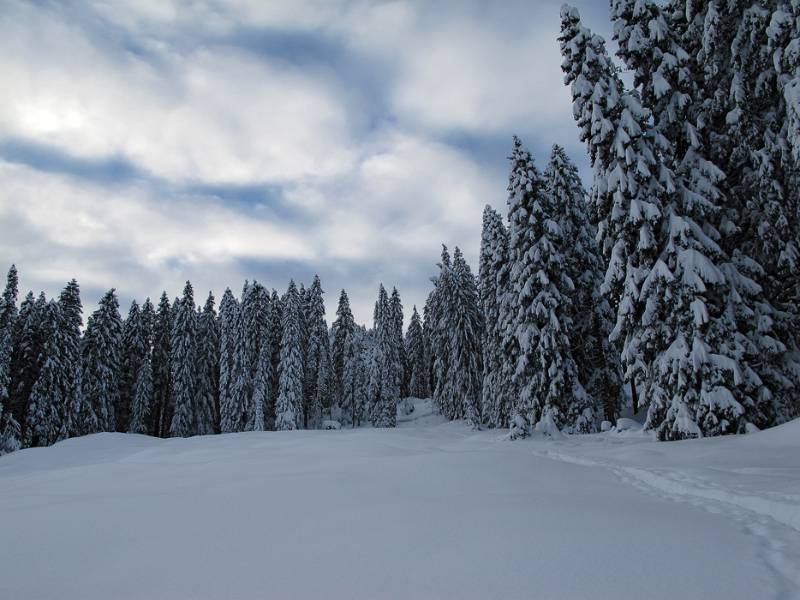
left=533, top=422, right=800, bottom=600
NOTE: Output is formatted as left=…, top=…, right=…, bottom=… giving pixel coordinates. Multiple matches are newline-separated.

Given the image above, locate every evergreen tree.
left=331, top=289, right=355, bottom=413
left=194, top=292, right=219, bottom=435
left=9, top=291, right=46, bottom=432
left=404, top=306, right=428, bottom=399
left=545, top=145, right=622, bottom=424
left=81, top=289, right=123, bottom=433
left=388, top=287, right=405, bottom=400
left=275, top=280, right=303, bottom=430
left=367, top=284, right=398, bottom=427
left=341, top=326, right=365, bottom=427
left=479, top=206, right=512, bottom=428
left=55, top=279, right=83, bottom=439
left=218, top=288, right=241, bottom=433
left=302, top=276, right=328, bottom=429
left=118, top=300, right=148, bottom=432
left=449, top=247, right=484, bottom=427
left=428, top=247, right=454, bottom=418
left=0, top=265, right=20, bottom=453
left=268, top=289, right=283, bottom=425
left=24, top=300, right=62, bottom=447
left=150, top=293, right=172, bottom=437
left=169, top=281, right=197, bottom=437
left=129, top=354, right=153, bottom=434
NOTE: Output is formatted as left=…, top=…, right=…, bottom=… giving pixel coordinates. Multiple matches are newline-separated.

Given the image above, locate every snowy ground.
left=1, top=398, right=798, bottom=600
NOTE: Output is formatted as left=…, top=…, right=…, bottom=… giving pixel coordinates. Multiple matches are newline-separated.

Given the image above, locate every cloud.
left=0, top=0, right=608, bottom=324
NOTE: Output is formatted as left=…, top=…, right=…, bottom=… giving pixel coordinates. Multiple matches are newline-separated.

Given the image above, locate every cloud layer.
left=0, top=0, right=609, bottom=324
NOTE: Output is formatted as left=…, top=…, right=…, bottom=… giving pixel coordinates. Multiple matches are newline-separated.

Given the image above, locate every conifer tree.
left=81, top=289, right=123, bottom=433
left=9, top=292, right=46, bottom=432
left=119, top=300, right=148, bottom=432
left=428, top=248, right=455, bottom=418
left=302, top=276, right=328, bottom=429
left=218, top=288, right=240, bottom=433
left=479, top=206, right=512, bottom=427
left=169, top=281, right=197, bottom=437
left=24, top=300, right=62, bottom=447
left=275, top=280, right=303, bottom=430
left=0, top=265, right=21, bottom=452
left=331, top=289, right=355, bottom=412
left=389, top=287, right=405, bottom=399
left=129, top=354, right=153, bottom=434
left=268, top=289, right=283, bottom=421
left=151, top=293, right=172, bottom=437
left=341, top=326, right=365, bottom=427
left=404, top=306, right=428, bottom=399
left=367, top=284, right=398, bottom=427
left=55, top=279, right=83, bottom=439
left=448, top=247, right=484, bottom=426
left=194, top=292, right=219, bottom=435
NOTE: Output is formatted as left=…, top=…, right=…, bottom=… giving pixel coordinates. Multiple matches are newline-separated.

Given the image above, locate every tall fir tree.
left=9, top=291, right=46, bottom=432
left=404, top=306, right=428, bottom=399
left=169, top=281, right=197, bottom=437
left=275, top=280, right=304, bottom=430
left=218, top=288, right=241, bottom=433
left=194, top=292, right=219, bottom=435
left=119, top=300, right=148, bottom=433
left=367, top=284, right=398, bottom=427
left=129, top=354, right=153, bottom=435
left=151, top=293, right=173, bottom=437
left=81, top=289, right=123, bottom=433
left=302, top=276, right=328, bottom=429
left=0, top=265, right=21, bottom=452
left=331, top=289, right=356, bottom=414
left=478, top=206, right=512, bottom=428
left=55, top=279, right=83, bottom=439
left=545, top=145, right=622, bottom=424
left=24, top=300, right=62, bottom=447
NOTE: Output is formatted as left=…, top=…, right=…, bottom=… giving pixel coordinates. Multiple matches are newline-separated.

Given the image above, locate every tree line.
left=0, top=0, right=798, bottom=454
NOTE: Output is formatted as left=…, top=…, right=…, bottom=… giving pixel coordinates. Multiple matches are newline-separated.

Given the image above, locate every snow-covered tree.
left=331, top=289, right=355, bottom=411
left=24, top=300, right=62, bottom=447
left=404, top=306, right=428, bottom=399
left=55, top=279, right=83, bottom=439
left=151, top=293, right=172, bottom=437
left=367, top=284, right=398, bottom=427
left=479, top=206, right=512, bottom=428
left=448, top=248, right=483, bottom=426
left=194, top=292, right=219, bottom=435
left=129, top=354, right=153, bottom=435
left=427, top=247, right=454, bottom=418
left=119, top=300, right=149, bottom=432
left=9, top=292, right=46, bottom=433
left=218, top=288, right=240, bottom=434
left=0, top=266, right=20, bottom=453
left=169, top=281, right=197, bottom=437
left=81, top=289, right=123, bottom=433
left=302, top=275, right=328, bottom=429
left=341, top=326, right=368, bottom=427
left=544, top=145, right=621, bottom=424
left=276, top=280, right=303, bottom=431
left=505, top=136, right=594, bottom=432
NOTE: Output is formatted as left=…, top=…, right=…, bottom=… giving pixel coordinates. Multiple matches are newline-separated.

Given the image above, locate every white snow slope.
left=1, top=398, right=798, bottom=600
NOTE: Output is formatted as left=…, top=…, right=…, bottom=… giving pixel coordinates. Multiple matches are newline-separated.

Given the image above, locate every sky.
left=0, top=0, right=612, bottom=326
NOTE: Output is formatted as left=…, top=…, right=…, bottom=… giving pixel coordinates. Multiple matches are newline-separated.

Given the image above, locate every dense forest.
left=0, top=1, right=798, bottom=454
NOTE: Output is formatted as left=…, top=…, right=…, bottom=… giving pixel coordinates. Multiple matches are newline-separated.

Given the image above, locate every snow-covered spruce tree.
left=9, top=292, right=46, bottom=433
left=276, top=280, right=304, bottom=430
left=367, top=284, right=398, bottom=427
left=150, top=292, right=172, bottom=437
left=0, top=265, right=20, bottom=453
left=331, top=289, right=356, bottom=414
left=560, top=7, right=665, bottom=420
left=227, top=282, right=252, bottom=433
left=388, top=287, right=405, bottom=400
left=268, top=289, right=283, bottom=422
left=24, top=300, right=64, bottom=447
left=217, top=288, right=240, bottom=434
left=194, top=292, right=219, bottom=435
left=427, top=247, right=454, bottom=418
left=169, top=281, right=197, bottom=437
left=478, top=206, right=512, bottom=428
left=404, top=306, right=428, bottom=399
left=80, top=289, right=123, bottom=433
left=340, top=325, right=364, bottom=427
left=302, top=275, right=328, bottom=429
left=129, top=353, right=153, bottom=435
left=544, top=145, right=621, bottom=424
left=118, top=300, right=148, bottom=433
left=448, top=247, right=484, bottom=426
left=506, top=136, right=594, bottom=432
left=55, top=279, right=83, bottom=439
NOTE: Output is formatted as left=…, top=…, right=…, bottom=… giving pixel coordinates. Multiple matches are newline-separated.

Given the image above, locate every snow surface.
left=1, top=398, right=798, bottom=599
